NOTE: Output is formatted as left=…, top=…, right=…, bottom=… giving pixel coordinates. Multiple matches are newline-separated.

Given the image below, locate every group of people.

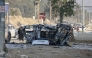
left=18, top=26, right=26, bottom=41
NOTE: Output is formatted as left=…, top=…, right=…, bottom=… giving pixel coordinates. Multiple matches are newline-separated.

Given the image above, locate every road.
left=5, top=34, right=92, bottom=58
left=5, top=43, right=92, bottom=58
left=73, top=30, right=92, bottom=40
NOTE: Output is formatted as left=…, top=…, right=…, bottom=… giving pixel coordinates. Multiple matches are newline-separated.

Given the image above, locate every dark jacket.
left=18, top=28, right=23, bottom=40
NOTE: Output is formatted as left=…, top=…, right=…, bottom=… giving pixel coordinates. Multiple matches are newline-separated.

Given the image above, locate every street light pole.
left=89, top=12, right=90, bottom=24
left=82, top=0, right=84, bottom=33
left=34, top=0, right=36, bottom=19
left=37, top=0, right=41, bottom=23
left=50, top=1, right=52, bottom=25
left=34, top=0, right=41, bottom=22
left=5, top=2, right=9, bottom=30
left=38, top=0, right=40, bottom=23
left=89, top=0, right=91, bottom=24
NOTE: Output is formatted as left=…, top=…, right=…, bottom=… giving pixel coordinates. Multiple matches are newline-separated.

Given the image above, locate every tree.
left=51, top=0, right=75, bottom=23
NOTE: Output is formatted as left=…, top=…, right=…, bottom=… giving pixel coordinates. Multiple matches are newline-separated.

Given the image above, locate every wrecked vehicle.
left=25, top=23, right=74, bottom=46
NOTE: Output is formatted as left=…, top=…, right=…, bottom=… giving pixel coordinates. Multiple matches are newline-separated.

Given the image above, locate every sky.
left=76, top=0, right=92, bottom=6
left=76, top=0, right=92, bottom=12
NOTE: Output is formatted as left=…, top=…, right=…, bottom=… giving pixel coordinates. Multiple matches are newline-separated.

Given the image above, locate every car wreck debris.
left=24, top=23, right=74, bottom=46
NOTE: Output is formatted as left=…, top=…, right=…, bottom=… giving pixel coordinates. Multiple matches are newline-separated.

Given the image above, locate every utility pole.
left=89, top=0, right=91, bottom=24
left=38, top=0, right=40, bottom=23
left=34, top=0, right=38, bottom=19
left=0, top=0, right=5, bottom=55
left=50, top=0, right=52, bottom=25
left=82, top=0, right=85, bottom=33
left=34, top=0, right=41, bottom=23
left=5, top=2, right=9, bottom=30
left=89, top=12, right=90, bottom=24
left=34, top=3, right=37, bottom=19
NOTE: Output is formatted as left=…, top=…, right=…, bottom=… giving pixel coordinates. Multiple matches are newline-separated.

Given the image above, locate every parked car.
left=8, top=25, right=16, bottom=38
left=5, top=29, right=11, bottom=43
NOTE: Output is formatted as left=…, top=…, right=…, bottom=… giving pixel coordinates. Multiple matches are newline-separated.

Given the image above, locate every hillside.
left=5, top=0, right=52, bottom=28
left=5, top=16, right=55, bottom=28
left=5, top=0, right=49, bottom=18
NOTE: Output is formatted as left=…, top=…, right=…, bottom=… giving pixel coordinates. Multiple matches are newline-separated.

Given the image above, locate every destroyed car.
left=25, top=24, right=74, bottom=46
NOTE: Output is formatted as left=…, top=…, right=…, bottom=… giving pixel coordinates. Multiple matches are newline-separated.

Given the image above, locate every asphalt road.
left=5, top=44, right=92, bottom=58
left=73, top=30, right=92, bottom=40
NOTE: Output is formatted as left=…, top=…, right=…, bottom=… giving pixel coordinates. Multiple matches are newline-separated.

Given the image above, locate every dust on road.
left=5, top=44, right=92, bottom=58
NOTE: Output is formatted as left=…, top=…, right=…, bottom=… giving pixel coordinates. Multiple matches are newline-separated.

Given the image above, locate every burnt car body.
left=25, top=23, right=74, bottom=45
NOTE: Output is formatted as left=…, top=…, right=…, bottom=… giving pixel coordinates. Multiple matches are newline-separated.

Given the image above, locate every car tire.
left=5, top=32, right=11, bottom=43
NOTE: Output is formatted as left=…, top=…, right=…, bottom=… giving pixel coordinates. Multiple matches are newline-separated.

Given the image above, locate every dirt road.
left=5, top=44, right=92, bottom=58
left=5, top=38, right=92, bottom=58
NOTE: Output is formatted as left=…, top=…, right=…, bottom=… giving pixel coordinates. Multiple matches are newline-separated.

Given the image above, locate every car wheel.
left=5, top=32, right=11, bottom=43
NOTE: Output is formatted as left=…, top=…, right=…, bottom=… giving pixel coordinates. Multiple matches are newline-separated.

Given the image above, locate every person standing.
left=18, top=27, right=24, bottom=41
left=76, top=26, right=79, bottom=33
left=23, top=26, right=26, bottom=38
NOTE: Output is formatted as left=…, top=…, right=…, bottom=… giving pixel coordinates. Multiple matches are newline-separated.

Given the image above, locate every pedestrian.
left=18, top=26, right=24, bottom=41
left=76, top=27, right=79, bottom=33
left=23, top=26, right=26, bottom=38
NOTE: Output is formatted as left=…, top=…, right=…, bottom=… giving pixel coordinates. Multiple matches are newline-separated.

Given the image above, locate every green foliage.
left=51, top=0, right=60, bottom=4
left=51, top=0, right=63, bottom=17
left=63, top=0, right=75, bottom=16
left=51, top=0, right=75, bottom=22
